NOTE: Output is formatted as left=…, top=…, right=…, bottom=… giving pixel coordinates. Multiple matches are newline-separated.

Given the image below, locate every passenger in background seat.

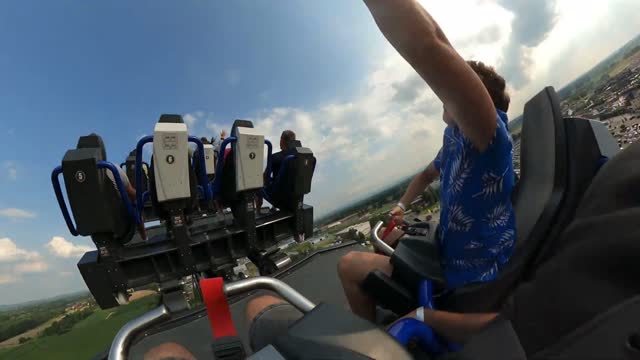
left=256, top=130, right=297, bottom=212
left=270, top=130, right=297, bottom=180
left=105, top=161, right=148, bottom=241
left=212, top=129, right=227, bottom=153
left=338, top=0, right=516, bottom=322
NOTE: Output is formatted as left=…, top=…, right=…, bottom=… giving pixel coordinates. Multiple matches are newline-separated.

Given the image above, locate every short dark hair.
left=467, top=60, right=510, bottom=112
left=200, top=137, right=210, bottom=145
left=281, top=130, right=296, bottom=143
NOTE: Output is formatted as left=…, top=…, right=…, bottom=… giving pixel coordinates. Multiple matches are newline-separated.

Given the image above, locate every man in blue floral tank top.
left=433, top=108, right=516, bottom=288
left=334, top=0, right=516, bottom=322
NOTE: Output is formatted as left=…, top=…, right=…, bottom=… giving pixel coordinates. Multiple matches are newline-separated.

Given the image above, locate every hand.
left=389, top=206, right=405, bottom=225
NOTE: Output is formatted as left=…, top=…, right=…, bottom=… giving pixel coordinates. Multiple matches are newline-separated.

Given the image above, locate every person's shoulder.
left=469, top=110, right=512, bottom=155
left=494, top=110, right=511, bottom=140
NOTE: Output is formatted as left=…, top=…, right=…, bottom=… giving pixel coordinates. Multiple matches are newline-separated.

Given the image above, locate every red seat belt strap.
left=382, top=219, right=397, bottom=240
left=200, top=277, right=237, bottom=338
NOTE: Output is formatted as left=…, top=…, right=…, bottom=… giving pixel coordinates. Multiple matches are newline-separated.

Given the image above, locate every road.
left=0, top=314, right=66, bottom=348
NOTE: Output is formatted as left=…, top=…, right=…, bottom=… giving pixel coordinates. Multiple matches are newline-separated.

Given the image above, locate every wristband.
left=415, top=306, right=425, bottom=322
left=397, top=202, right=407, bottom=212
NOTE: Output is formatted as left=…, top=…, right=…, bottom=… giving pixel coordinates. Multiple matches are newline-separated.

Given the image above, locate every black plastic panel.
left=77, top=210, right=306, bottom=309
left=78, top=251, right=120, bottom=309
left=391, top=235, right=444, bottom=289
left=273, top=303, right=413, bottom=360
left=455, top=317, right=526, bottom=360
left=158, top=114, right=184, bottom=123
left=362, top=270, right=416, bottom=315
left=530, top=296, right=640, bottom=360
left=62, top=148, right=132, bottom=239
left=528, top=117, right=619, bottom=271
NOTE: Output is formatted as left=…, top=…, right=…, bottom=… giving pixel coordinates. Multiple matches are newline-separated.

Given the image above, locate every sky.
left=0, top=0, right=638, bottom=305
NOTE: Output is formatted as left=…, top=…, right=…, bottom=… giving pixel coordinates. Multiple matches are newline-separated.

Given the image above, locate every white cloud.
left=4, top=161, right=17, bottom=180
left=0, top=274, right=16, bottom=285
left=183, top=113, right=198, bottom=129
left=15, top=261, right=48, bottom=273
left=0, top=238, right=50, bottom=286
left=0, top=208, right=37, bottom=221
left=0, top=238, right=40, bottom=262
left=46, top=236, right=92, bottom=259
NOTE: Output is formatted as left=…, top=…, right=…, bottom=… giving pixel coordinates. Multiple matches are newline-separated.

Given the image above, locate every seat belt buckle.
left=212, top=336, right=246, bottom=360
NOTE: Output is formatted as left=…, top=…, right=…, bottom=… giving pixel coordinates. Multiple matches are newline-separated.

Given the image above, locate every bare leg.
left=337, top=251, right=393, bottom=322
left=143, top=342, right=196, bottom=360
left=245, top=294, right=304, bottom=352
left=255, top=196, right=263, bottom=214
left=245, top=294, right=286, bottom=327
left=137, top=223, right=148, bottom=241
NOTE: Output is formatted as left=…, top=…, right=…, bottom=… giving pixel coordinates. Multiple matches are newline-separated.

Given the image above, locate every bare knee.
left=144, top=342, right=196, bottom=360
left=245, top=294, right=285, bottom=324
left=337, top=251, right=358, bottom=280
left=339, top=251, right=393, bottom=282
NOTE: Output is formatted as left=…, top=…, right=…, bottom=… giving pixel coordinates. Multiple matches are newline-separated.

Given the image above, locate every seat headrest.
left=286, top=140, right=302, bottom=149
left=158, top=114, right=184, bottom=124
left=231, top=119, right=254, bottom=137
left=511, top=86, right=566, bottom=258
left=77, top=134, right=107, bottom=161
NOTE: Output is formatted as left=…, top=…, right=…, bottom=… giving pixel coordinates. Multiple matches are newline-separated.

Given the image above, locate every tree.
left=369, top=214, right=386, bottom=229
left=346, top=228, right=358, bottom=241
left=357, top=232, right=366, bottom=244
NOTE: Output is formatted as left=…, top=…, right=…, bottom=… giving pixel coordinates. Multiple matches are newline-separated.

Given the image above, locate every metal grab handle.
left=210, top=136, right=237, bottom=197
left=135, top=135, right=153, bottom=216
left=264, top=139, right=273, bottom=183
left=51, top=166, right=78, bottom=236
left=109, top=305, right=170, bottom=360
left=224, top=276, right=315, bottom=313
left=108, top=277, right=315, bottom=360
left=188, top=136, right=212, bottom=201
left=98, top=161, right=141, bottom=225
left=371, top=221, right=395, bottom=256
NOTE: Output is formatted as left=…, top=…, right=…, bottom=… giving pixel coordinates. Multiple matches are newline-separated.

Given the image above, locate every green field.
left=0, top=295, right=160, bottom=360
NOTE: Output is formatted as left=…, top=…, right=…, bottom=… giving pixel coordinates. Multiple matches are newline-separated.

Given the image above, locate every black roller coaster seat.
left=268, top=143, right=316, bottom=212
left=363, top=86, right=592, bottom=315
left=364, top=87, right=620, bottom=315
left=218, top=120, right=255, bottom=207
left=125, top=149, right=149, bottom=193
left=440, top=87, right=619, bottom=312
left=260, top=303, right=413, bottom=359
left=63, top=134, right=135, bottom=244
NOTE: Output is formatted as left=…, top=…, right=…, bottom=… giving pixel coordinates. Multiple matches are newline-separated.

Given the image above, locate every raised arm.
left=363, top=0, right=498, bottom=151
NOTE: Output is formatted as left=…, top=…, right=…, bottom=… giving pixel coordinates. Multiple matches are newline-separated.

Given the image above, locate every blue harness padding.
left=387, top=279, right=461, bottom=355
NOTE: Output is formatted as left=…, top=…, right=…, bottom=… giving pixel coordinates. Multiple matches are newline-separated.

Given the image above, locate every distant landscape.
left=0, top=292, right=158, bottom=360
left=1, top=33, right=638, bottom=360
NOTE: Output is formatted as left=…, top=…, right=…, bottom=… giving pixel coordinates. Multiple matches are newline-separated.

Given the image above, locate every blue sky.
left=1, top=0, right=639, bottom=304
